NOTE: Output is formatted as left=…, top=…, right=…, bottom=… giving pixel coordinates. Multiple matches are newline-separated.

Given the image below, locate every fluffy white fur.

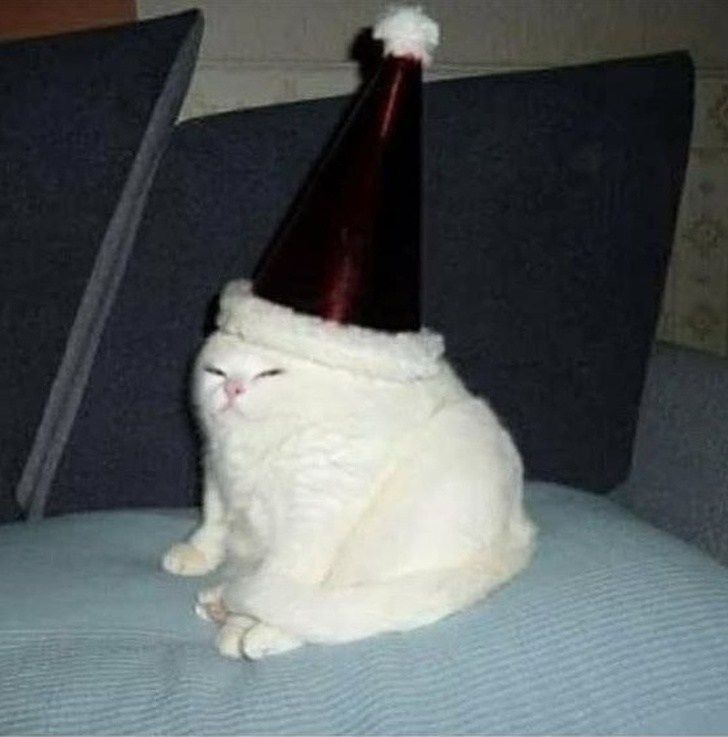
left=163, top=286, right=536, bottom=660
left=373, top=6, right=440, bottom=66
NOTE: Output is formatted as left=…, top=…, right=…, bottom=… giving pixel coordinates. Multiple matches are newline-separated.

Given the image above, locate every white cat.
left=163, top=280, right=536, bottom=660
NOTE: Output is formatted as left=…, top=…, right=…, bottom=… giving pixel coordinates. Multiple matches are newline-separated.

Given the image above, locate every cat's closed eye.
left=255, top=368, right=285, bottom=380
left=204, top=366, right=226, bottom=377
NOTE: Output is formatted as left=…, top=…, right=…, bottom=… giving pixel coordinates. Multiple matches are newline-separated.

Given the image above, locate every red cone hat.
left=252, top=6, right=439, bottom=333
left=217, top=7, right=444, bottom=381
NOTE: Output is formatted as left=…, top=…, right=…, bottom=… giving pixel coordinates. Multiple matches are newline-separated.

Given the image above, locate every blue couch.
left=3, top=343, right=728, bottom=735
left=2, top=12, right=727, bottom=736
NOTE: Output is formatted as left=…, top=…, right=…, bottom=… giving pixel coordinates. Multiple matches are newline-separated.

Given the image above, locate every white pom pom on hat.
left=373, top=5, right=440, bottom=66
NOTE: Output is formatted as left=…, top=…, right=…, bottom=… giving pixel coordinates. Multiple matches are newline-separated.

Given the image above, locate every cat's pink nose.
left=223, top=378, right=246, bottom=401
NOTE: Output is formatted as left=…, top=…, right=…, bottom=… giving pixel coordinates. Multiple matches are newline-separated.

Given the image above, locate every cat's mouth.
left=220, top=398, right=242, bottom=413
left=219, top=388, right=246, bottom=413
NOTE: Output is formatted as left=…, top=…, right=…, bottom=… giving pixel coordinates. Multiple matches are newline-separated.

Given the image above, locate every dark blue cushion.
left=46, top=52, right=693, bottom=515
left=1, top=11, right=203, bottom=521
left=425, top=54, right=693, bottom=491
left=48, top=104, right=322, bottom=514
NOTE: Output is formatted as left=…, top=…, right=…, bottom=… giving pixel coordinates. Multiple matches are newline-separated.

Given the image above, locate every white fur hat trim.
left=216, top=280, right=445, bottom=381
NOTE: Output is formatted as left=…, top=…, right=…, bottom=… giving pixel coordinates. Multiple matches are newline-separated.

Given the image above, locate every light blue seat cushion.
left=1, top=482, right=727, bottom=735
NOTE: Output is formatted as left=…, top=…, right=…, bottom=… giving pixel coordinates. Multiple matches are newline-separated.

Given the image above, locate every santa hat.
left=217, top=6, right=445, bottom=381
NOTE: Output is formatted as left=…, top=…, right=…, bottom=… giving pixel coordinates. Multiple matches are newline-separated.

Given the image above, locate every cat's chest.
left=205, top=416, right=388, bottom=507
left=205, top=421, right=285, bottom=502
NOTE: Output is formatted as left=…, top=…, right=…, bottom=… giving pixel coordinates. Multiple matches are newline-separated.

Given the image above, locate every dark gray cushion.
left=425, top=54, right=692, bottom=491
left=613, top=343, right=728, bottom=566
left=1, top=11, right=203, bottom=521
left=47, top=106, right=318, bottom=514
left=47, top=52, right=693, bottom=515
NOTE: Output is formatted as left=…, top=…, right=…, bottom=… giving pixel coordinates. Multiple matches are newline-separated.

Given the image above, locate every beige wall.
left=139, top=0, right=728, bottom=357
left=0, top=0, right=135, bottom=41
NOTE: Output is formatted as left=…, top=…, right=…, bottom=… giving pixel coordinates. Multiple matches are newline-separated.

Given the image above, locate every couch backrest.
left=36, top=53, right=693, bottom=516
left=614, top=343, right=728, bottom=566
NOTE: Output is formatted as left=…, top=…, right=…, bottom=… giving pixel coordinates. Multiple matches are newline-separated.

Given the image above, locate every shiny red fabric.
left=253, top=55, right=423, bottom=332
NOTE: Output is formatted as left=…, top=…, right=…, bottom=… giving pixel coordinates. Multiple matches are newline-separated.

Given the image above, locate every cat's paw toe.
left=195, top=585, right=227, bottom=623
left=162, top=542, right=216, bottom=576
left=195, top=601, right=213, bottom=622
left=242, top=623, right=303, bottom=660
left=215, top=616, right=256, bottom=659
left=216, top=624, right=244, bottom=659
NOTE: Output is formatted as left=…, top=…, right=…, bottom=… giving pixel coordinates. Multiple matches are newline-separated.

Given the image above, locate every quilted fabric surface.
left=1, top=482, right=727, bottom=735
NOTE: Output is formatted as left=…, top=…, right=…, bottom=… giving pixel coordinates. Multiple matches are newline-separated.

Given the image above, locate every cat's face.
left=194, top=331, right=298, bottom=423
left=195, top=330, right=413, bottom=428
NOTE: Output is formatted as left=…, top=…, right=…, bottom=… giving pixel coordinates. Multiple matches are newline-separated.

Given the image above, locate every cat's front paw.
left=195, top=585, right=227, bottom=623
left=162, top=542, right=218, bottom=576
left=241, top=623, right=303, bottom=660
left=215, top=615, right=257, bottom=659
